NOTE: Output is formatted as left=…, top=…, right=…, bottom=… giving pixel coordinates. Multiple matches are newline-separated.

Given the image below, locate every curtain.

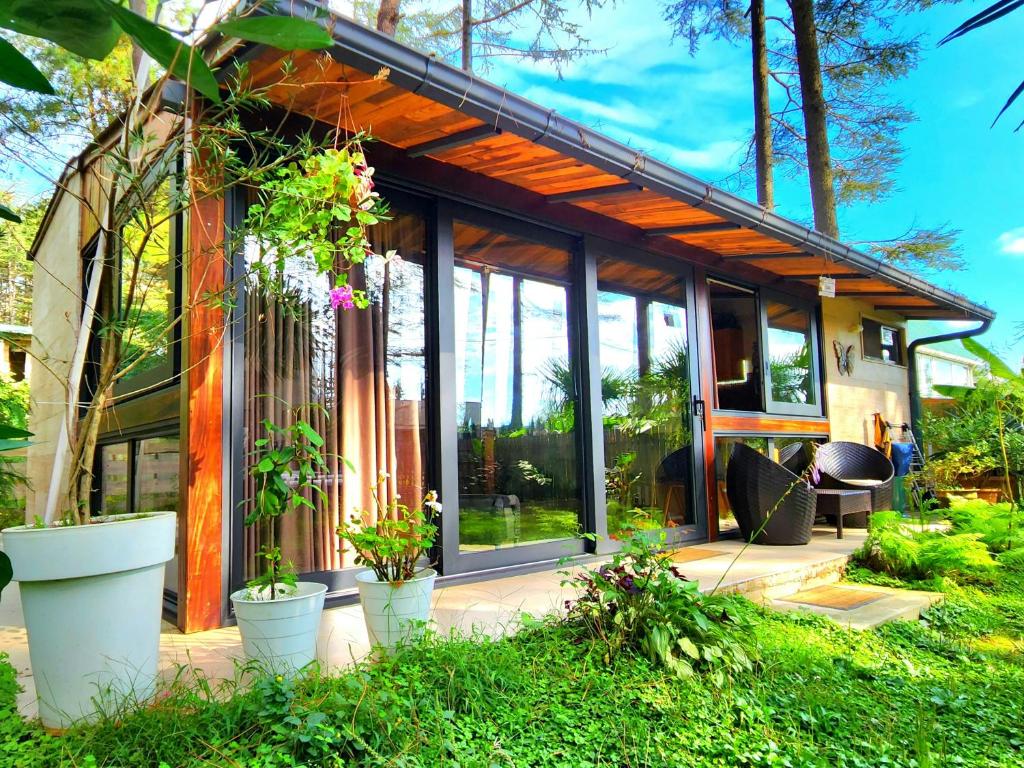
left=243, top=211, right=427, bottom=579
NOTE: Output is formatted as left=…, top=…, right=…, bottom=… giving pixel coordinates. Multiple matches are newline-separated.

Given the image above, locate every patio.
left=2, top=528, right=866, bottom=720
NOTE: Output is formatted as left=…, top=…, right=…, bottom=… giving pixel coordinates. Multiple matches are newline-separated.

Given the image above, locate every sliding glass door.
left=450, top=219, right=584, bottom=560
left=595, top=253, right=704, bottom=543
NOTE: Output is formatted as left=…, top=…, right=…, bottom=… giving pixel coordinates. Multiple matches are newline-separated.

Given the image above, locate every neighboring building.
left=918, top=346, right=978, bottom=399
left=26, top=7, right=994, bottom=632
left=0, top=323, right=30, bottom=382
left=909, top=322, right=985, bottom=411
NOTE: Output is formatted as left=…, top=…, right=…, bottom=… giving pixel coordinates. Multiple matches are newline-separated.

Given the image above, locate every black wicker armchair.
left=726, top=443, right=817, bottom=546
left=813, top=441, right=895, bottom=518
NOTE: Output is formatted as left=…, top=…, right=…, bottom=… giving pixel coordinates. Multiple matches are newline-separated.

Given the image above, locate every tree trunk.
left=750, top=0, right=774, bottom=210
left=789, top=0, right=839, bottom=238
left=376, top=0, right=401, bottom=35
left=461, top=0, right=473, bottom=72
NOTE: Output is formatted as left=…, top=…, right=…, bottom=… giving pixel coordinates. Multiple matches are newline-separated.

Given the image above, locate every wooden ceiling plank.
left=546, top=182, right=643, bottom=203
left=406, top=124, right=500, bottom=157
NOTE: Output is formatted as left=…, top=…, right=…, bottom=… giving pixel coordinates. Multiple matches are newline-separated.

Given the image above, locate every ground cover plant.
left=5, top=518, right=1024, bottom=767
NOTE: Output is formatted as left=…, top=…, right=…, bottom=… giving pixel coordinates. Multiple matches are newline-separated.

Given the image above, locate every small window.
left=862, top=318, right=905, bottom=365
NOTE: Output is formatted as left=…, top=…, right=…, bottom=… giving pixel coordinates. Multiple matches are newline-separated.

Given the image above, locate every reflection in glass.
left=453, top=220, right=581, bottom=551
left=597, top=259, right=694, bottom=539
left=120, top=179, right=175, bottom=384
left=766, top=301, right=814, bottom=406
left=136, top=436, right=179, bottom=512
left=714, top=436, right=768, bottom=535
left=136, top=435, right=180, bottom=594
left=242, top=209, right=428, bottom=579
left=709, top=281, right=762, bottom=411
left=100, top=442, right=129, bottom=515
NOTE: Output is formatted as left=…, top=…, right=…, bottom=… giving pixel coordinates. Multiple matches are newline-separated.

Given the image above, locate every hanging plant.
left=244, top=136, right=395, bottom=309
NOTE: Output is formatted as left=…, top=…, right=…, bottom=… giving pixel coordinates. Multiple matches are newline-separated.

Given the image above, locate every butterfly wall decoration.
left=833, top=340, right=855, bottom=376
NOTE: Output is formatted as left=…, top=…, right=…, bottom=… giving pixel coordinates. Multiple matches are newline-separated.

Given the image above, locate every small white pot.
left=230, top=582, right=327, bottom=674
left=1, top=512, right=176, bottom=729
left=355, top=568, right=436, bottom=650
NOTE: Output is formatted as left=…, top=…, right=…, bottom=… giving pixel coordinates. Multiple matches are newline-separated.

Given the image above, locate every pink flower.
left=330, top=285, right=355, bottom=311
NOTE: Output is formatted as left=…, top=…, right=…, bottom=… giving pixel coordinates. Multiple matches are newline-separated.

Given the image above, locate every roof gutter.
left=907, top=318, right=993, bottom=448
left=280, top=1, right=993, bottom=322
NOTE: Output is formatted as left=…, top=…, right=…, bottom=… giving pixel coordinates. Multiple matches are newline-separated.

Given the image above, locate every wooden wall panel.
left=179, top=178, right=225, bottom=633
left=711, top=413, right=831, bottom=436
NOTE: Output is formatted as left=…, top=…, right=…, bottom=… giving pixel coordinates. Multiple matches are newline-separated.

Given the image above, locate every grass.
left=5, top=583, right=1024, bottom=766
left=6, top=502, right=1024, bottom=766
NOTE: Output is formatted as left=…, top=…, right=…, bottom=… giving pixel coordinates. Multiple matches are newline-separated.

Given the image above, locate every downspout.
left=907, top=317, right=993, bottom=449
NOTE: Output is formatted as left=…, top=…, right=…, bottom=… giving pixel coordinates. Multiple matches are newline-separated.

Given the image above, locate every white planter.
left=1, top=512, right=176, bottom=729
left=355, top=568, right=436, bottom=650
left=230, top=582, right=327, bottom=674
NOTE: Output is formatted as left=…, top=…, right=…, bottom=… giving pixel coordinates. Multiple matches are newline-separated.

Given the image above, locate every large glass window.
left=99, top=442, right=130, bottom=515
left=117, top=177, right=179, bottom=392
left=453, top=220, right=581, bottom=551
left=242, top=208, right=428, bottom=580
left=766, top=300, right=815, bottom=408
left=709, top=281, right=762, bottom=411
left=597, top=258, right=696, bottom=540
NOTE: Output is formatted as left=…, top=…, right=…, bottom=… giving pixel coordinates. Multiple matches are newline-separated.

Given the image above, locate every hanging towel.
left=891, top=442, right=914, bottom=477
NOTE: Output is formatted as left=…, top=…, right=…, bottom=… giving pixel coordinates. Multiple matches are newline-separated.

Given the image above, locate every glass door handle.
left=692, top=396, right=707, bottom=431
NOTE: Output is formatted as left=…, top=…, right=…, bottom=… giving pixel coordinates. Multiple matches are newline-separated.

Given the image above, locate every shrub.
left=564, top=530, right=755, bottom=685
left=855, top=510, right=998, bottom=581
left=946, top=497, right=1023, bottom=552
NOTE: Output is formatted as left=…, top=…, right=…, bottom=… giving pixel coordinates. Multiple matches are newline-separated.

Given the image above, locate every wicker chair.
left=778, top=442, right=813, bottom=476
left=726, top=443, right=817, bottom=546
left=813, top=441, right=895, bottom=520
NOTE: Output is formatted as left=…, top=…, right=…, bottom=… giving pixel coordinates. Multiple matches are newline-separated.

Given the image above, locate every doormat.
left=668, top=547, right=729, bottom=564
left=781, top=585, right=885, bottom=611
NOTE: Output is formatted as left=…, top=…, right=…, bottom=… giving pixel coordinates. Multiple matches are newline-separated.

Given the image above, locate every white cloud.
left=518, top=86, right=660, bottom=130
left=997, top=227, right=1024, bottom=255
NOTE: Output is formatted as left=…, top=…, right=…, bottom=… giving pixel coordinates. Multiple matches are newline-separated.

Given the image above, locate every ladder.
left=886, top=421, right=930, bottom=509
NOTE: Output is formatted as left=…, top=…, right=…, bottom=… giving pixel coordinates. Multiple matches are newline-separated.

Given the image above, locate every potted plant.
left=339, top=476, right=441, bottom=651
left=230, top=412, right=329, bottom=674
left=0, top=2, right=342, bottom=728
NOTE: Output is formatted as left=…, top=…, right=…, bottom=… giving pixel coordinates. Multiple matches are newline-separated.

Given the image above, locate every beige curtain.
left=243, top=212, right=427, bottom=579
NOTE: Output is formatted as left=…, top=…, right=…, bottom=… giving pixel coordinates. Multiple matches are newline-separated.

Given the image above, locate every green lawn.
left=4, top=566, right=1024, bottom=767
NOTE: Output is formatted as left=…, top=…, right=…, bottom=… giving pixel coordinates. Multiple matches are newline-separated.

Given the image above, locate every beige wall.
left=822, top=297, right=910, bottom=445
left=26, top=176, right=82, bottom=522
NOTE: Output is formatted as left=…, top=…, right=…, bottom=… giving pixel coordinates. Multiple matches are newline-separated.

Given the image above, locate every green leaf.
left=0, top=551, right=11, bottom=599
left=98, top=0, right=221, bottom=103
left=0, top=36, right=54, bottom=93
left=0, top=203, right=20, bottom=223
left=256, top=456, right=275, bottom=472
left=0, top=425, right=31, bottom=440
left=0, top=0, right=120, bottom=60
left=932, top=384, right=975, bottom=400
left=212, top=16, right=333, bottom=51
left=962, top=337, right=1019, bottom=382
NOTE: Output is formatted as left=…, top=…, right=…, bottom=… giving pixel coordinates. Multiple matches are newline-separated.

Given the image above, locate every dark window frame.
left=707, top=276, right=825, bottom=418
left=861, top=316, right=906, bottom=366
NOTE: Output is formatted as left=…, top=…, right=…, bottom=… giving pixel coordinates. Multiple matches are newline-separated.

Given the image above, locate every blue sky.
left=478, top=0, right=1024, bottom=365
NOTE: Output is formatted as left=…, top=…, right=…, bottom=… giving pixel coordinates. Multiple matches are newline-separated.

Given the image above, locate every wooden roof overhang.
left=230, top=4, right=991, bottom=322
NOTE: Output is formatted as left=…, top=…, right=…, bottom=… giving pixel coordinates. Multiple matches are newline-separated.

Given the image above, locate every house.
left=911, top=324, right=981, bottom=401
left=25, top=4, right=993, bottom=632
left=0, top=324, right=31, bottom=382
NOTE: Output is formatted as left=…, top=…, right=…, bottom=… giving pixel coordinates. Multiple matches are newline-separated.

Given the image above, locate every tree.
left=0, top=196, right=38, bottom=325
left=0, top=1, right=392, bottom=527
left=788, top=0, right=837, bottom=237
left=940, top=0, right=1024, bottom=130
left=364, top=0, right=608, bottom=74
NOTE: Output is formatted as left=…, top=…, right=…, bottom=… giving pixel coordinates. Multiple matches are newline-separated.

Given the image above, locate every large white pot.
left=1, top=512, right=176, bottom=729
left=355, top=568, right=436, bottom=650
left=230, top=582, right=327, bottom=675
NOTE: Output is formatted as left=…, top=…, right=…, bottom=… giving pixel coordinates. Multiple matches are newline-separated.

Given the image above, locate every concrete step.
left=768, top=584, right=943, bottom=630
